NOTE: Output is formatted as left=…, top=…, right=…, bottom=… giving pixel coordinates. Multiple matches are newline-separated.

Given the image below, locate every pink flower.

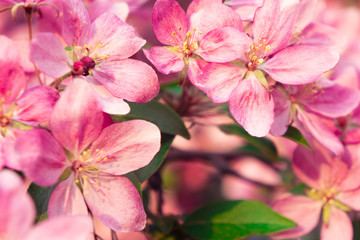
left=144, top=0, right=245, bottom=82
left=31, top=0, right=159, bottom=115
left=14, top=80, right=161, bottom=231
left=271, top=143, right=360, bottom=240
left=0, top=169, right=92, bottom=240
left=192, top=0, right=339, bottom=137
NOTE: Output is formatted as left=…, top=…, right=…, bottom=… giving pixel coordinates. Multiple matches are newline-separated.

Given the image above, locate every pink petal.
left=229, top=72, right=274, bottom=137
left=84, top=175, right=146, bottom=232
left=271, top=195, right=322, bottom=239
left=1, top=134, right=21, bottom=171
left=30, top=33, right=71, bottom=79
left=48, top=175, right=88, bottom=217
left=62, top=0, right=91, bottom=46
left=192, top=62, right=245, bottom=103
left=186, top=58, right=209, bottom=84
left=0, top=170, right=35, bottom=239
left=302, top=84, right=360, bottom=118
left=338, top=188, right=360, bottom=211
left=143, top=47, right=185, bottom=74
left=89, top=120, right=161, bottom=175
left=152, top=0, right=188, bottom=46
left=196, top=27, right=252, bottom=63
left=88, top=12, right=145, bottom=61
left=321, top=207, right=352, bottom=240
left=296, top=110, right=344, bottom=156
left=15, top=86, right=60, bottom=123
left=14, top=129, right=69, bottom=186
left=252, top=0, right=300, bottom=55
left=261, top=45, right=339, bottom=84
left=86, top=77, right=130, bottom=115
left=50, top=79, right=104, bottom=154
left=24, top=215, right=92, bottom=240
left=189, top=1, right=244, bottom=37
left=88, top=2, right=129, bottom=22
left=270, top=88, right=291, bottom=136
left=92, top=59, right=159, bottom=103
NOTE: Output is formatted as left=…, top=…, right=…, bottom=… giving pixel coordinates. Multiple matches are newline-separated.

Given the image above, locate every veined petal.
left=271, top=195, right=322, bottom=239
left=270, top=88, right=291, bottom=136
left=48, top=175, right=88, bottom=217
left=229, top=72, right=274, bottom=137
left=88, top=12, right=145, bottom=61
left=196, top=27, right=252, bottom=63
left=30, top=33, right=71, bottom=79
left=50, top=79, right=104, bottom=154
left=15, top=86, right=60, bottom=123
left=92, top=59, right=159, bottom=103
left=152, top=0, right=188, bottom=46
left=252, top=0, right=300, bottom=55
left=84, top=175, right=146, bottom=232
left=338, top=188, right=360, bottom=211
left=193, top=62, right=245, bottom=103
left=261, top=45, right=339, bottom=85
left=321, top=207, right=352, bottom=240
left=62, top=0, right=91, bottom=46
left=143, top=47, right=185, bottom=74
left=88, top=2, right=129, bottom=22
left=89, top=120, right=161, bottom=175
left=24, top=215, right=92, bottom=240
left=14, top=129, right=69, bottom=186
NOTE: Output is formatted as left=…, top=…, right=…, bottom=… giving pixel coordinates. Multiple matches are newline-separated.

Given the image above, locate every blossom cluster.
left=1, top=0, right=360, bottom=239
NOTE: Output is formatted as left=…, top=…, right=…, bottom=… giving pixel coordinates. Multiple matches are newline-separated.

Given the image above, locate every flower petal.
left=48, top=175, right=88, bottom=217
left=152, top=0, right=188, bottom=46
left=84, top=175, right=146, bottom=232
left=270, top=88, right=291, bottom=136
left=50, top=79, right=104, bottom=154
left=261, top=45, right=339, bottom=84
left=229, top=72, right=274, bottom=137
left=92, top=59, right=159, bottom=103
left=143, top=47, right=185, bottom=74
left=88, top=12, right=145, bottom=61
left=88, top=1, right=129, bottom=22
left=321, top=207, right=352, bottom=240
left=30, top=33, right=71, bottom=79
left=90, top=120, right=161, bottom=175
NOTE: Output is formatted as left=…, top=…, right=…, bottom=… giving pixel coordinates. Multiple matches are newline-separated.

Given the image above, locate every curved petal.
left=338, top=188, right=360, bottom=211
left=143, top=47, right=185, bottom=74
left=321, top=207, right=352, bottom=240
left=88, top=2, right=129, bottom=22
left=88, top=12, right=145, bottom=61
left=261, top=45, right=339, bottom=85
left=15, top=86, right=60, bottom=123
left=48, top=175, right=88, bottom=217
left=229, top=72, right=274, bottom=137
left=271, top=195, right=322, bottom=239
left=14, top=129, right=69, bottom=186
left=62, top=0, right=91, bottom=46
left=193, top=62, right=244, bottom=103
left=270, top=88, right=291, bottom=136
left=50, top=79, right=104, bottom=154
left=89, top=120, right=161, bottom=175
left=252, top=0, right=300, bottom=55
left=0, top=170, right=35, bottom=239
left=84, top=175, right=146, bottom=232
left=196, top=27, right=251, bottom=63
left=24, top=215, right=92, bottom=240
left=92, top=59, right=159, bottom=103
left=30, top=33, right=71, bottom=79
left=152, top=0, right=188, bottom=46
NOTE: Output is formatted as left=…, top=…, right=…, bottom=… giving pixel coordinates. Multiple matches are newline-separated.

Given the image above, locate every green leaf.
left=134, top=133, right=175, bottom=182
left=282, top=126, right=311, bottom=149
left=112, top=100, right=190, bottom=139
left=28, top=183, right=58, bottom=217
left=219, top=124, right=278, bottom=161
left=182, top=200, right=296, bottom=240
left=253, top=70, right=269, bottom=90
left=64, top=46, right=72, bottom=51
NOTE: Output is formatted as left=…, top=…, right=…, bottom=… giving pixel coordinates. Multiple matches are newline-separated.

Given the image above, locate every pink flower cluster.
left=1, top=0, right=360, bottom=239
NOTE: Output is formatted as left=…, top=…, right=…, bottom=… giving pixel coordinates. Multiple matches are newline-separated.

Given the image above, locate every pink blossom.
left=0, top=169, right=92, bottom=240
left=31, top=0, right=159, bottom=115
left=14, top=80, right=161, bottom=231
left=271, top=143, right=360, bottom=240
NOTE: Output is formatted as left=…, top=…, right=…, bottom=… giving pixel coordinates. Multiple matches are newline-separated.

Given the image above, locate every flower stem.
left=52, top=72, right=72, bottom=89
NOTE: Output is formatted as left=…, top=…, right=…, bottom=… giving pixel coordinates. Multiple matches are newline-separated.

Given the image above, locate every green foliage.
left=112, top=100, right=190, bottom=139
left=282, top=126, right=311, bottom=149
left=182, top=200, right=296, bottom=240
left=28, top=183, right=57, bottom=219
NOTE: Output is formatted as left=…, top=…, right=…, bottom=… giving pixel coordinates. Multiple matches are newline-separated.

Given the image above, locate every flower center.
left=171, top=28, right=200, bottom=57
left=72, top=56, right=96, bottom=76
left=244, top=38, right=271, bottom=71
left=307, top=187, right=339, bottom=205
